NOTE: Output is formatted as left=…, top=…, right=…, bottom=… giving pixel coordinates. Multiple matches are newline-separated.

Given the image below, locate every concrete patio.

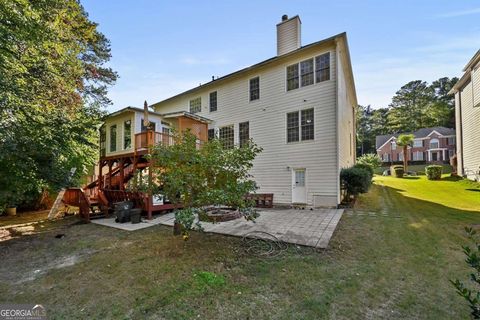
left=91, top=208, right=344, bottom=248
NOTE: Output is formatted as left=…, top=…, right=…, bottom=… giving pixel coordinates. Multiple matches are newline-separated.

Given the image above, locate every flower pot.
left=6, top=207, right=16, bottom=216
left=173, top=222, right=182, bottom=235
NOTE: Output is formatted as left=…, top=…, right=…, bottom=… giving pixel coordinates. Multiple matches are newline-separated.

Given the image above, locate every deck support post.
left=108, top=160, right=113, bottom=189
left=119, top=158, right=125, bottom=190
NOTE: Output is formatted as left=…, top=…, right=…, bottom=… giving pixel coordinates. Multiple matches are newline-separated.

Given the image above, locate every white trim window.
left=315, top=53, right=330, bottom=82
left=398, top=152, right=404, bottom=161
left=249, top=77, right=260, bottom=101
left=430, top=138, right=439, bottom=149
left=287, top=108, right=314, bottom=143
left=123, top=120, right=131, bottom=149
left=189, top=97, right=201, bottom=113
left=209, top=91, right=217, bottom=112
left=286, top=52, right=330, bottom=92
left=391, top=141, right=397, bottom=150
left=447, top=137, right=455, bottom=145
left=413, top=139, right=422, bottom=148
left=412, top=151, right=424, bottom=161
left=219, top=125, right=234, bottom=149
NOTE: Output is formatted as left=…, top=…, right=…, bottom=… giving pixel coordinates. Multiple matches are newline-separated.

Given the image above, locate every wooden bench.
left=245, top=193, right=274, bottom=208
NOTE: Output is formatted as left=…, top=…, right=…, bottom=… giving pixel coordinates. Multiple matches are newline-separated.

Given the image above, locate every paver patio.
left=91, top=208, right=344, bottom=248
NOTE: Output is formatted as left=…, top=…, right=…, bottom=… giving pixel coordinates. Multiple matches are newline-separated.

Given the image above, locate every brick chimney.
left=276, top=15, right=301, bottom=56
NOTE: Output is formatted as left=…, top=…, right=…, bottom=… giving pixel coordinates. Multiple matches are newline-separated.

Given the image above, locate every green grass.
left=0, top=176, right=479, bottom=319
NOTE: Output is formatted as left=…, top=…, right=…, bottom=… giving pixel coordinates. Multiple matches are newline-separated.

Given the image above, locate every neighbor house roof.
left=375, top=127, right=456, bottom=150
left=151, top=32, right=357, bottom=108
left=449, top=49, right=480, bottom=94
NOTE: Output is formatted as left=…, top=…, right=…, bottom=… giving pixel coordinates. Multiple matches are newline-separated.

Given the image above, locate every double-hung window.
left=190, top=97, right=201, bottom=113
left=209, top=91, right=217, bottom=112
left=110, top=125, right=117, bottom=152
left=249, top=77, right=260, bottom=101
left=239, top=122, right=249, bottom=147
left=287, top=64, right=299, bottom=91
left=315, top=53, right=330, bottom=82
left=208, top=128, right=215, bottom=141
left=300, top=58, right=314, bottom=87
left=123, top=120, right=131, bottom=149
left=219, top=125, right=234, bottom=149
left=287, top=108, right=314, bottom=143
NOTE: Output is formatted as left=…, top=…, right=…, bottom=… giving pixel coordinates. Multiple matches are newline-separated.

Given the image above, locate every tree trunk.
left=403, top=145, right=408, bottom=172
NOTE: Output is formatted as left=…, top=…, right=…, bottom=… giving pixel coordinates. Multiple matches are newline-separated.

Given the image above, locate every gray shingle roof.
left=375, top=127, right=455, bottom=149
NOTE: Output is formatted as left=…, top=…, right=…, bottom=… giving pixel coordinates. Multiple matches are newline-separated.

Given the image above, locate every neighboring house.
left=72, top=14, right=357, bottom=219
left=450, top=50, right=480, bottom=181
left=150, top=15, right=357, bottom=207
left=376, top=127, right=456, bottom=164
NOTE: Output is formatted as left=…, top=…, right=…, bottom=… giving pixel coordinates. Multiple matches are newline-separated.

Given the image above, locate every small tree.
left=451, top=227, right=480, bottom=319
left=396, top=134, right=415, bottom=172
left=356, top=153, right=382, bottom=173
left=149, top=132, right=262, bottom=237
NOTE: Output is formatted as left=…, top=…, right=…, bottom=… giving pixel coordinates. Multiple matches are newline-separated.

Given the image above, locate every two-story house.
left=450, top=50, right=480, bottom=181
left=376, top=127, right=456, bottom=164
left=73, top=15, right=357, bottom=220
left=150, top=15, right=357, bottom=208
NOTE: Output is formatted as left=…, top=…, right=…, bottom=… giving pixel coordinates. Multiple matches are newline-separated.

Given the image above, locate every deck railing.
left=134, top=132, right=176, bottom=150
left=134, top=131, right=203, bottom=151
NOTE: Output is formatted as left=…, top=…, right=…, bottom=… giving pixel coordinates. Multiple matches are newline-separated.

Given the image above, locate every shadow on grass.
left=402, top=176, right=420, bottom=180
left=466, top=189, right=480, bottom=192
left=441, top=176, right=464, bottom=182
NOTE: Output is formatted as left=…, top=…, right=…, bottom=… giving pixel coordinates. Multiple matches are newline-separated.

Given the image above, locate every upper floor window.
left=239, top=122, right=249, bottom=147
left=315, top=52, right=330, bottom=82
left=190, top=97, right=201, bottom=113
left=287, top=108, right=314, bottom=143
left=124, top=120, right=131, bottom=149
left=100, top=125, right=106, bottom=157
left=300, top=58, right=314, bottom=87
left=219, top=125, right=234, bottom=149
left=110, top=125, right=117, bottom=152
left=430, top=138, right=439, bottom=149
left=141, top=119, right=156, bottom=132
left=391, top=141, right=396, bottom=150
left=209, top=91, right=217, bottom=112
left=413, top=139, right=422, bottom=148
left=286, top=64, right=299, bottom=91
left=447, top=137, right=455, bottom=145
left=249, top=77, right=260, bottom=101
left=287, top=52, right=330, bottom=91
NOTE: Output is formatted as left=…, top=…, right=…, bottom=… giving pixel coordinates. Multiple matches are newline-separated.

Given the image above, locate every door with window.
left=292, top=169, right=307, bottom=204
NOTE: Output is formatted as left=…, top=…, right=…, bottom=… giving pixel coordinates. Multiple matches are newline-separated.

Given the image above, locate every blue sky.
left=81, top=0, right=480, bottom=112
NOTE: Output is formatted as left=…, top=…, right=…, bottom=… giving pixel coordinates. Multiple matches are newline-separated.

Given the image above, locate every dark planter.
left=130, top=208, right=142, bottom=224
left=115, top=209, right=130, bottom=223
left=173, top=222, right=182, bottom=235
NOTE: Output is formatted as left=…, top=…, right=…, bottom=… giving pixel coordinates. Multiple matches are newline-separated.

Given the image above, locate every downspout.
left=458, top=90, right=464, bottom=176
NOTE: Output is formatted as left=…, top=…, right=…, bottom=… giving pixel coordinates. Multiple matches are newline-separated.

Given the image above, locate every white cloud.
left=436, top=7, right=480, bottom=18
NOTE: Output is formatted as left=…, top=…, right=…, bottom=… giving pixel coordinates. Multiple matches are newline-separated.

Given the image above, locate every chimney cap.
left=281, top=14, right=288, bottom=21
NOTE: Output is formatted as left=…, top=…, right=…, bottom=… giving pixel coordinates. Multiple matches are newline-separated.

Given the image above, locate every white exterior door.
left=292, top=169, right=307, bottom=204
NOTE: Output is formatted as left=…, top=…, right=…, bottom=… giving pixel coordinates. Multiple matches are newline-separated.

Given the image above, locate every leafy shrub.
left=451, top=227, right=480, bottom=319
left=391, top=165, right=404, bottom=178
left=353, top=163, right=374, bottom=178
left=340, top=167, right=372, bottom=199
left=425, top=165, right=442, bottom=180
left=356, top=154, right=382, bottom=172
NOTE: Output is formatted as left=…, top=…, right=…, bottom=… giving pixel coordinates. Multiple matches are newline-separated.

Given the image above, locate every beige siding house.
left=150, top=15, right=357, bottom=207
left=451, top=50, right=480, bottom=181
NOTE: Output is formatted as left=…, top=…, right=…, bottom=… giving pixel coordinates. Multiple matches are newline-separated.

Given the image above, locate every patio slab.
left=91, top=208, right=344, bottom=248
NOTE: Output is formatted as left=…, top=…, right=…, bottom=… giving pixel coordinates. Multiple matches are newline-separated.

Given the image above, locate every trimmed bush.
left=425, top=165, right=442, bottom=180
left=353, top=163, right=374, bottom=178
left=340, top=167, right=372, bottom=199
left=391, top=165, right=404, bottom=178
left=356, top=154, right=382, bottom=172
